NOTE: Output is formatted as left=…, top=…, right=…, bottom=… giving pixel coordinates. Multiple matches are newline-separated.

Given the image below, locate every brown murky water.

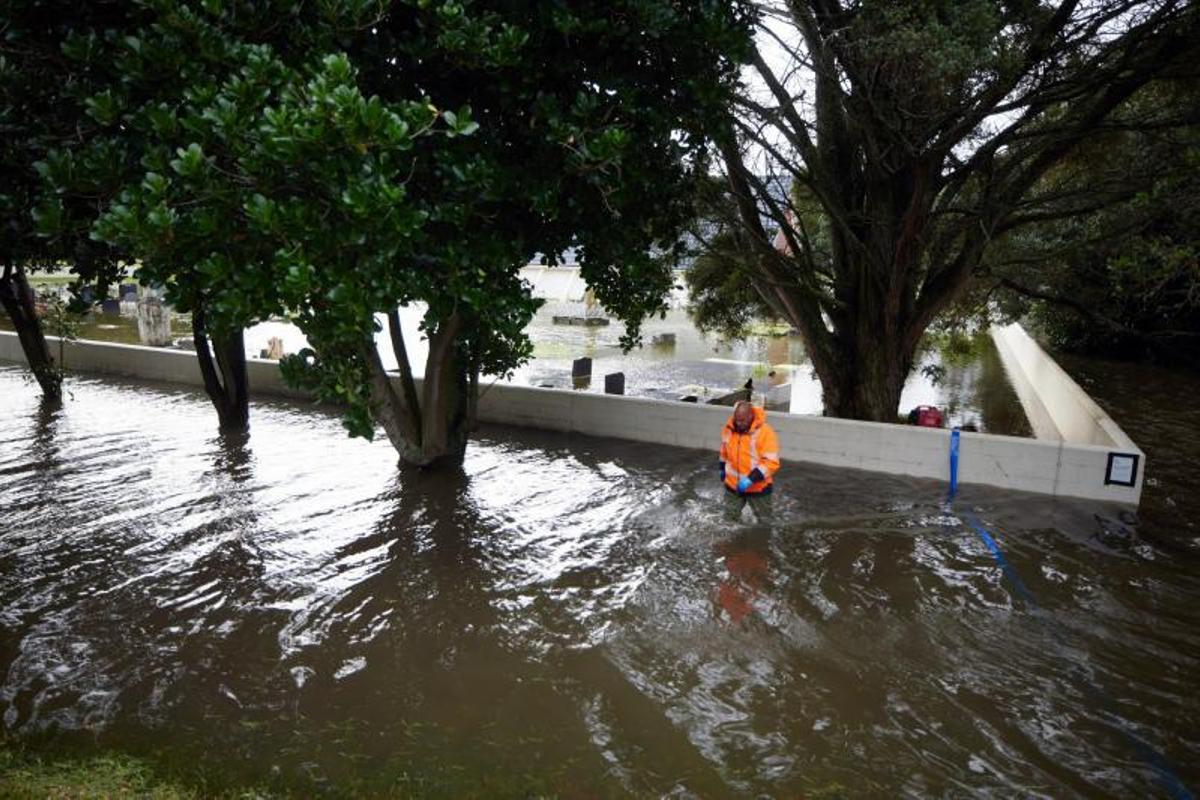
left=1056, top=352, right=1200, bottom=557
left=0, top=365, right=1196, bottom=797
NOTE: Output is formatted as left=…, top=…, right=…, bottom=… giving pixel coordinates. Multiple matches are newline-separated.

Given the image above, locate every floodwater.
left=1055, top=352, right=1200, bottom=556
left=510, top=306, right=1029, bottom=435
left=1, top=366, right=1196, bottom=797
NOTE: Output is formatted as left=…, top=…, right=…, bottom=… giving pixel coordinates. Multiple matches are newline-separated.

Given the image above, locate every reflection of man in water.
left=715, top=541, right=769, bottom=624
left=719, top=401, right=781, bottom=523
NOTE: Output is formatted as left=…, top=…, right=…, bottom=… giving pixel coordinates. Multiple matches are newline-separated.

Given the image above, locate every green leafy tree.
left=699, top=0, right=1198, bottom=421
left=91, top=0, right=751, bottom=465
left=0, top=0, right=135, bottom=400
left=33, top=1, right=389, bottom=429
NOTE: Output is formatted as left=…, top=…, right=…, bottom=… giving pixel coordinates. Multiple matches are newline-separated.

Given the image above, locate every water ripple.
left=1, top=365, right=1197, bottom=795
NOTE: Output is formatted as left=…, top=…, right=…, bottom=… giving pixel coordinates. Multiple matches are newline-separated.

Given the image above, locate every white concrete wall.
left=990, top=323, right=1137, bottom=449
left=1, top=331, right=1143, bottom=506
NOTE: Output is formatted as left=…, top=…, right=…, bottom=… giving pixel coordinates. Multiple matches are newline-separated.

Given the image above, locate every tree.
left=983, top=79, right=1200, bottom=367
left=92, top=0, right=752, bottom=466
left=700, top=0, right=1198, bottom=421
left=0, top=0, right=133, bottom=400
left=30, top=1, right=389, bottom=430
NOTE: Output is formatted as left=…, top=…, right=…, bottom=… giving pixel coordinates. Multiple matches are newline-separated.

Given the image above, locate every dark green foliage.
left=685, top=228, right=779, bottom=339
left=984, top=81, right=1200, bottom=366
left=0, top=1, right=147, bottom=397
left=0, top=0, right=132, bottom=285
left=27, top=0, right=752, bottom=460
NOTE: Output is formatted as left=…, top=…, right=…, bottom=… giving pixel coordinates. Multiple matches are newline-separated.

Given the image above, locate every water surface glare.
left=0, top=366, right=1196, bottom=797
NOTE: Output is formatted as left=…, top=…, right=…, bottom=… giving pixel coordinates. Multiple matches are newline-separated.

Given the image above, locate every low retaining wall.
left=991, top=323, right=1138, bottom=448
left=1, top=330, right=1142, bottom=506
left=991, top=323, right=1143, bottom=501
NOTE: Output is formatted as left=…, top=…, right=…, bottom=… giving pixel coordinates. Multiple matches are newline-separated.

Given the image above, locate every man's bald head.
left=732, top=400, right=754, bottom=433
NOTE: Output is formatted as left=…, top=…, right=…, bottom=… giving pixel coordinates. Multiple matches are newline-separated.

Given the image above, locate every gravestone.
left=119, top=283, right=138, bottom=299
left=136, top=285, right=172, bottom=346
left=100, top=298, right=121, bottom=314
left=572, top=357, right=592, bottom=378
left=604, top=372, right=625, bottom=395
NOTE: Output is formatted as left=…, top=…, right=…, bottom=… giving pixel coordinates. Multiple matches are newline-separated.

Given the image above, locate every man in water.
left=718, top=400, right=781, bottom=522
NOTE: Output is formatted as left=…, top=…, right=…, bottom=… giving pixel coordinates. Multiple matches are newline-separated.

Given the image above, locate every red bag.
left=909, top=405, right=944, bottom=428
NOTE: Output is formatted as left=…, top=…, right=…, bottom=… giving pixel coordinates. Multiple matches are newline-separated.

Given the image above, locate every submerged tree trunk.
left=0, top=263, right=62, bottom=401
left=363, top=308, right=473, bottom=469
left=192, top=302, right=249, bottom=431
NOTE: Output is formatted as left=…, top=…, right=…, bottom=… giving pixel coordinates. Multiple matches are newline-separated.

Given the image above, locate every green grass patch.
left=744, top=320, right=793, bottom=337
left=24, top=274, right=81, bottom=288
left=0, top=734, right=573, bottom=799
left=0, top=744, right=196, bottom=799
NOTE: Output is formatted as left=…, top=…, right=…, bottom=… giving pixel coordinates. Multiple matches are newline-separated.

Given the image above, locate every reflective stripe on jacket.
left=719, top=406, right=781, bottom=494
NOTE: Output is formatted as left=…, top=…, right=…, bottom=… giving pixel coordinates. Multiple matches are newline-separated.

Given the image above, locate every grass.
left=0, top=745, right=197, bottom=799
left=744, top=320, right=794, bottom=337
left=0, top=736, right=572, bottom=799
left=23, top=274, right=80, bottom=288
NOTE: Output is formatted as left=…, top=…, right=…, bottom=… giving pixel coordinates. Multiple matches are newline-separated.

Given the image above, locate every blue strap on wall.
left=944, top=429, right=1192, bottom=799
left=948, top=428, right=960, bottom=500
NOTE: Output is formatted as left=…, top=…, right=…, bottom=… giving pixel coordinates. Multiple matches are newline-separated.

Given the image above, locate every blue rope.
left=948, top=428, right=960, bottom=500
left=944, top=429, right=1192, bottom=799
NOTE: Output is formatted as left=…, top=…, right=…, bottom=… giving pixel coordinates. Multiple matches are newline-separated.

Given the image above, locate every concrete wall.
left=1, top=330, right=1143, bottom=506
left=991, top=323, right=1141, bottom=450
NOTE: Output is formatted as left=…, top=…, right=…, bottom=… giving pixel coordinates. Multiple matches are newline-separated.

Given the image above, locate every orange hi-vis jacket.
left=719, top=406, right=781, bottom=494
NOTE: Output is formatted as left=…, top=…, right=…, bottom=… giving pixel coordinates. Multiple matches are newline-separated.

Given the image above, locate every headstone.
left=604, top=372, right=625, bottom=395
left=572, top=375, right=590, bottom=390
left=651, top=332, right=676, bottom=347
left=101, top=298, right=120, bottom=314
left=572, top=357, right=592, bottom=378
left=265, top=336, right=285, bottom=360
left=119, top=283, right=138, bottom=298
left=136, top=285, right=172, bottom=346
left=584, top=288, right=602, bottom=319
left=78, top=286, right=95, bottom=305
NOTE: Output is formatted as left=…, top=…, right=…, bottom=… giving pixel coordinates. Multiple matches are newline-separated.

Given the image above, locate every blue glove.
left=736, top=476, right=752, bottom=494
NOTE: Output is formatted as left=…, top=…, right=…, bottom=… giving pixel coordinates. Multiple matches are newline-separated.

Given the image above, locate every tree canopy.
left=692, top=0, right=1199, bottom=420
left=29, top=0, right=753, bottom=463
left=983, top=79, right=1200, bottom=366
left=0, top=0, right=139, bottom=398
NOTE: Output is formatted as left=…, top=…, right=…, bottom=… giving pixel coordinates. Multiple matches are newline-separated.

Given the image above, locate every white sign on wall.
left=1105, top=452, right=1140, bottom=487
